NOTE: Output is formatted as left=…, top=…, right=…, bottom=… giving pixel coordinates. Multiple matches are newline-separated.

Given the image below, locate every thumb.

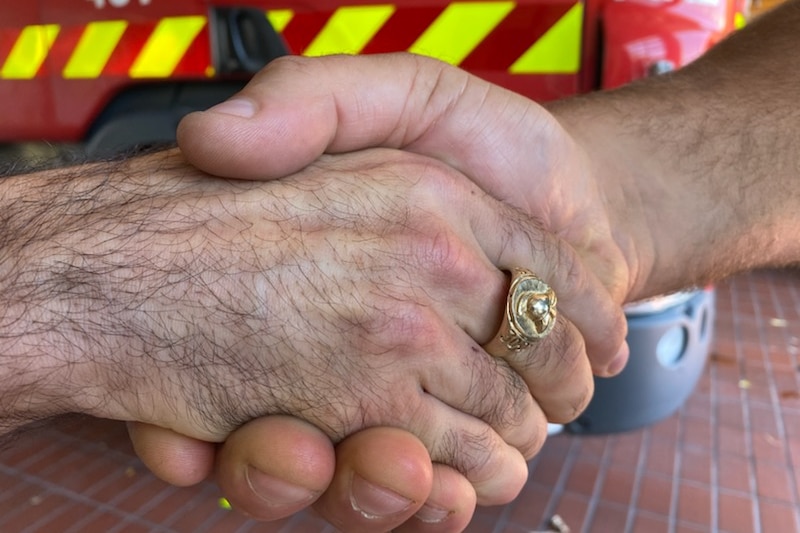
left=176, top=52, right=543, bottom=199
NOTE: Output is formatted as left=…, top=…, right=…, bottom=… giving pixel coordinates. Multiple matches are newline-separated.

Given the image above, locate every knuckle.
left=519, top=423, right=548, bottom=460
left=373, top=301, right=444, bottom=355
left=402, top=222, right=486, bottom=290
left=553, top=238, right=589, bottom=301
left=421, top=228, right=473, bottom=279
left=460, top=355, right=529, bottom=428
left=389, top=302, right=435, bottom=340
left=548, top=378, right=594, bottom=424
left=435, top=426, right=497, bottom=479
left=391, top=160, right=489, bottom=288
left=439, top=427, right=528, bottom=504
left=258, top=54, right=312, bottom=79
left=572, top=379, right=595, bottom=420
left=489, top=363, right=531, bottom=429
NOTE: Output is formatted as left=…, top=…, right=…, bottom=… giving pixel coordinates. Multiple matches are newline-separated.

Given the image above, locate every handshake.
left=135, top=53, right=633, bottom=531
left=3, top=10, right=800, bottom=532
left=116, top=52, right=629, bottom=530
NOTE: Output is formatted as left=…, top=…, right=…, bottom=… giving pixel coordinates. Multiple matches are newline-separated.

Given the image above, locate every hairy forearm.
left=549, top=1, right=800, bottom=300
left=1, top=159, right=126, bottom=431
left=0, top=150, right=265, bottom=435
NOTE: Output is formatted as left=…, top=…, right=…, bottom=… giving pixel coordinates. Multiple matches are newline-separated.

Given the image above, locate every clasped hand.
left=123, top=53, right=631, bottom=532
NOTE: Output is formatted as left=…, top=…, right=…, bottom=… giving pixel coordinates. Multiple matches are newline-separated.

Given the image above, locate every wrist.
left=549, top=70, right=800, bottom=300
left=0, top=150, right=192, bottom=434
left=546, top=96, right=657, bottom=303
left=0, top=264, right=85, bottom=435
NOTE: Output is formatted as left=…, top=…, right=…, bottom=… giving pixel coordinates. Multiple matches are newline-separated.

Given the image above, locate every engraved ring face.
left=508, top=269, right=557, bottom=340
left=497, top=268, right=558, bottom=353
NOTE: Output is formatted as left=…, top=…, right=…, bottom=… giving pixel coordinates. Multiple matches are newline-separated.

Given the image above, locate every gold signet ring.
left=483, top=267, right=558, bottom=358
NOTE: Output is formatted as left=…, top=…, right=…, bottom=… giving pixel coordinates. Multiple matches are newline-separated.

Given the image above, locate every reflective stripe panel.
left=129, top=16, right=206, bottom=78
left=408, top=1, right=515, bottom=65
left=510, top=2, right=582, bottom=73
left=63, top=20, right=128, bottom=79
left=1, top=24, right=60, bottom=79
left=267, top=10, right=295, bottom=33
left=0, top=4, right=585, bottom=82
left=303, top=5, right=395, bottom=56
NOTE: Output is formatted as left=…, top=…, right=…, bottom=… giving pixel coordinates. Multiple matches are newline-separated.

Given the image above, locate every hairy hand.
left=0, top=147, right=621, bottom=507
left=137, top=53, right=636, bottom=530
left=179, top=53, right=634, bottom=374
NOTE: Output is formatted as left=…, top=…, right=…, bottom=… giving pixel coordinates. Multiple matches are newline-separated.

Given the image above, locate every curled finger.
left=312, top=427, right=433, bottom=533
left=464, top=192, right=629, bottom=376
left=395, top=464, right=476, bottom=533
left=215, top=416, right=335, bottom=521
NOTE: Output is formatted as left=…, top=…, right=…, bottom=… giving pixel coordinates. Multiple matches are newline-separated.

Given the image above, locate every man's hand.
left=128, top=54, right=635, bottom=532
left=128, top=55, right=630, bottom=531
left=2, top=146, right=623, bottom=531
left=177, top=54, right=633, bottom=371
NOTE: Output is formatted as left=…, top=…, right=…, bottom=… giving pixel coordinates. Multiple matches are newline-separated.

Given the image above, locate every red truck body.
left=0, top=0, right=744, bottom=145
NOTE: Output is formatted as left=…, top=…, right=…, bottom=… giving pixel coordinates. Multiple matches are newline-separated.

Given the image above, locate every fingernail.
left=415, top=503, right=452, bottom=524
left=208, top=97, right=257, bottom=118
left=349, top=473, right=413, bottom=519
left=606, top=341, right=630, bottom=376
left=245, top=465, right=316, bottom=507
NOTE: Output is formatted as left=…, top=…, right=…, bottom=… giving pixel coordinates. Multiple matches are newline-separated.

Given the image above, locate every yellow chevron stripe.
left=408, top=1, right=514, bottom=65
left=1, top=24, right=60, bottom=80
left=129, top=16, right=206, bottom=78
left=510, top=2, right=582, bottom=74
left=63, top=20, right=128, bottom=79
left=303, top=5, right=395, bottom=56
left=267, top=10, right=294, bottom=33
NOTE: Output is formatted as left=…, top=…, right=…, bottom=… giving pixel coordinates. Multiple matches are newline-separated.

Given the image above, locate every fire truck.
left=1, top=0, right=745, bottom=155
left=0, top=0, right=743, bottom=433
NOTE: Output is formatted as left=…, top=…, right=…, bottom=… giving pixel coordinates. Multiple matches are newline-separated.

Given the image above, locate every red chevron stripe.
left=102, top=23, right=152, bottom=76
left=281, top=11, right=334, bottom=55
left=172, top=24, right=211, bottom=76
left=360, top=6, right=446, bottom=54
left=460, top=1, right=575, bottom=71
left=44, top=24, right=85, bottom=74
left=0, top=28, right=22, bottom=69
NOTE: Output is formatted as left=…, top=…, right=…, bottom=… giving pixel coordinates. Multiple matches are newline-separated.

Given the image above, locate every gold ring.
left=483, top=267, right=557, bottom=358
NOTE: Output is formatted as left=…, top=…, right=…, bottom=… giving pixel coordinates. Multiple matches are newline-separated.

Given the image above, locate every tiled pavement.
left=1, top=269, right=799, bottom=532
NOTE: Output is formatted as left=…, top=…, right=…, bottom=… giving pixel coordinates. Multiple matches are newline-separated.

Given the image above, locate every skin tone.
left=130, top=1, right=800, bottom=531
left=0, top=142, right=624, bottom=528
